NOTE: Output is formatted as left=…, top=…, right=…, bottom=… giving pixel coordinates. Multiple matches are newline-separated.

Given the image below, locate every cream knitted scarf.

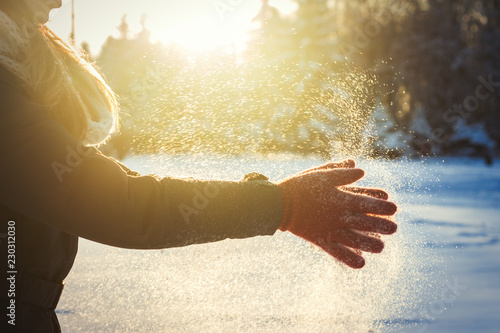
left=0, top=10, right=114, bottom=146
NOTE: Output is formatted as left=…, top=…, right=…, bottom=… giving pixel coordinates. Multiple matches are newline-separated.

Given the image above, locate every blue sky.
left=47, top=0, right=296, bottom=55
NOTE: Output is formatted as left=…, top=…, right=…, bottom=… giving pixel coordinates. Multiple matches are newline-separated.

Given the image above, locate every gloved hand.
left=277, top=159, right=397, bottom=269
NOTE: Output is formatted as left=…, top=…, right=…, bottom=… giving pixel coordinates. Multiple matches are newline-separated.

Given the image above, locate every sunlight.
left=152, top=17, right=248, bottom=53
left=146, top=0, right=297, bottom=53
left=47, top=0, right=298, bottom=55
left=147, top=3, right=260, bottom=53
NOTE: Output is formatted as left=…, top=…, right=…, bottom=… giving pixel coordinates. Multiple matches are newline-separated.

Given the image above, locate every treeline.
left=95, top=0, right=499, bottom=160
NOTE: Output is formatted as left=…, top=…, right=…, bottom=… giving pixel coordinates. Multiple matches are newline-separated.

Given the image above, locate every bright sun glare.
left=140, top=1, right=296, bottom=53
left=153, top=16, right=248, bottom=53
left=148, top=3, right=260, bottom=53
left=47, top=0, right=297, bottom=55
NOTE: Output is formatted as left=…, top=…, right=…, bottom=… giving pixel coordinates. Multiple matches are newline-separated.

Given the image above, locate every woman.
left=0, top=0, right=398, bottom=332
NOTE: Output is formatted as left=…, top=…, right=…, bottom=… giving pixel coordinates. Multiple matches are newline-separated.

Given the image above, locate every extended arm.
left=0, top=85, right=282, bottom=249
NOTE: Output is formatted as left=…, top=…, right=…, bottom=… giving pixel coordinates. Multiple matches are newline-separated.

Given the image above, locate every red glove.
left=277, top=159, right=397, bottom=269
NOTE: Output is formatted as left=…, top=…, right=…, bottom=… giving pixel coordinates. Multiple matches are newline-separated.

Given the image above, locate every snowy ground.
left=56, top=155, right=500, bottom=332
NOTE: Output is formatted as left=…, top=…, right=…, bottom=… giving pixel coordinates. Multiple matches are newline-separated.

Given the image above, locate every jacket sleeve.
left=0, top=85, right=282, bottom=249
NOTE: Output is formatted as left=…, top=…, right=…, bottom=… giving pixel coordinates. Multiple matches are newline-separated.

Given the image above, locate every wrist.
left=277, top=182, right=294, bottom=231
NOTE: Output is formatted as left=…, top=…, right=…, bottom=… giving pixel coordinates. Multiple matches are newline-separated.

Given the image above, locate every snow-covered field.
left=57, top=155, right=500, bottom=332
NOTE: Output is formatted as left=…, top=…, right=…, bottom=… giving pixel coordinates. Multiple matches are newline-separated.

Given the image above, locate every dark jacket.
left=0, top=66, right=282, bottom=332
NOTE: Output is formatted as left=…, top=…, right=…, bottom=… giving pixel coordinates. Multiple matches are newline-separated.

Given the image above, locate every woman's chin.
left=27, top=2, right=57, bottom=25
left=31, top=10, right=50, bottom=25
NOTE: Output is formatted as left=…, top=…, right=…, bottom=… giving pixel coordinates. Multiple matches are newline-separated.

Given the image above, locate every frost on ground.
left=56, top=155, right=500, bottom=332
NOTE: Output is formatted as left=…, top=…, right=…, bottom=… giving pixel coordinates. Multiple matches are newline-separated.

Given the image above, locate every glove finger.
left=279, top=166, right=363, bottom=186
left=333, top=228, right=385, bottom=253
left=337, top=190, right=397, bottom=215
left=314, top=239, right=366, bottom=269
left=296, top=159, right=356, bottom=176
left=309, top=168, right=365, bottom=187
left=341, top=186, right=389, bottom=200
left=341, top=211, right=397, bottom=235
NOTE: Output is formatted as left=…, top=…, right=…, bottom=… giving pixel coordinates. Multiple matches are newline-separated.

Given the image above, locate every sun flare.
left=147, top=4, right=259, bottom=53
left=47, top=0, right=297, bottom=55
left=145, top=1, right=296, bottom=53
left=152, top=18, right=249, bottom=53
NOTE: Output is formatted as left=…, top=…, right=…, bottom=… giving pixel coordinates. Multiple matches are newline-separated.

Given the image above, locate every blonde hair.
left=28, top=25, right=119, bottom=142
left=0, top=3, right=119, bottom=144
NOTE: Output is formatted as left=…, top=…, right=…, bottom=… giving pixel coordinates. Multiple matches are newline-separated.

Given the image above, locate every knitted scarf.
left=0, top=10, right=114, bottom=146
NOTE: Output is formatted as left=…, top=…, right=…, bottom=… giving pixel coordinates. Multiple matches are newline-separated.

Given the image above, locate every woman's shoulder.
left=0, top=66, right=43, bottom=112
left=0, top=67, right=51, bottom=136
